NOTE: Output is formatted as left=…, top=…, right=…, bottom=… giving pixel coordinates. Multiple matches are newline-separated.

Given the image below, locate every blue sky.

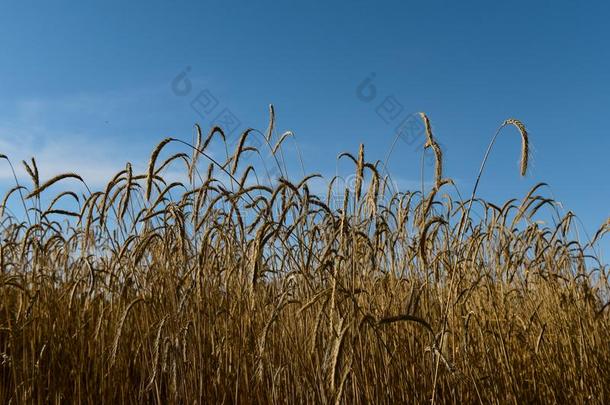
left=0, top=1, right=608, bottom=255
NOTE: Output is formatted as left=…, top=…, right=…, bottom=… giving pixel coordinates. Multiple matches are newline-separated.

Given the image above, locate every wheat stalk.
left=109, top=298, right=144, bottom=368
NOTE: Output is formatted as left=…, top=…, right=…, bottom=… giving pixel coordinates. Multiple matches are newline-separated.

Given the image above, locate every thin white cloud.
left=0, top=122, right=138, bottom=187
left=0, top=86, right=173, bottom=187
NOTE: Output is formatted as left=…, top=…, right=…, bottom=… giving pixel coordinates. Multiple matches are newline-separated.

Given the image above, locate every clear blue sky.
left=0, top=1, right=608, bottom=255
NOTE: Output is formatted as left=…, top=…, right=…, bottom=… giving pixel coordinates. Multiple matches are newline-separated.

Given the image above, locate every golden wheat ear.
left=26, top=173, right=84, bottom=199
left=502, top=118, right=529, bottom=176
left=189, top=123, right=203, bottom=181
left=419, top=112, right=443, bottom=189
left=146, top=137, right=174, bottom=201
left=266, top=104, right=275, bottom=142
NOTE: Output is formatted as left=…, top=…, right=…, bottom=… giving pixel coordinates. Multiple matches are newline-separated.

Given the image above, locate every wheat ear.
left=502, top=118, right=529, bottom=176
left=420, top=112, right=443, bottom=189
left=26, top=173, right=84, bottom=199
left=146, top=138, right=173, bottom=201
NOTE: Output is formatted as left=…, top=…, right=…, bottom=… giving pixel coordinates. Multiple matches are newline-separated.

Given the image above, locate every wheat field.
left=0, top=109, right=608, bottom=404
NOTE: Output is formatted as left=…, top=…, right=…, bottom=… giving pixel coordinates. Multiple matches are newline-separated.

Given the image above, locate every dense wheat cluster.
left=0, top=110, right=608, bottom=403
